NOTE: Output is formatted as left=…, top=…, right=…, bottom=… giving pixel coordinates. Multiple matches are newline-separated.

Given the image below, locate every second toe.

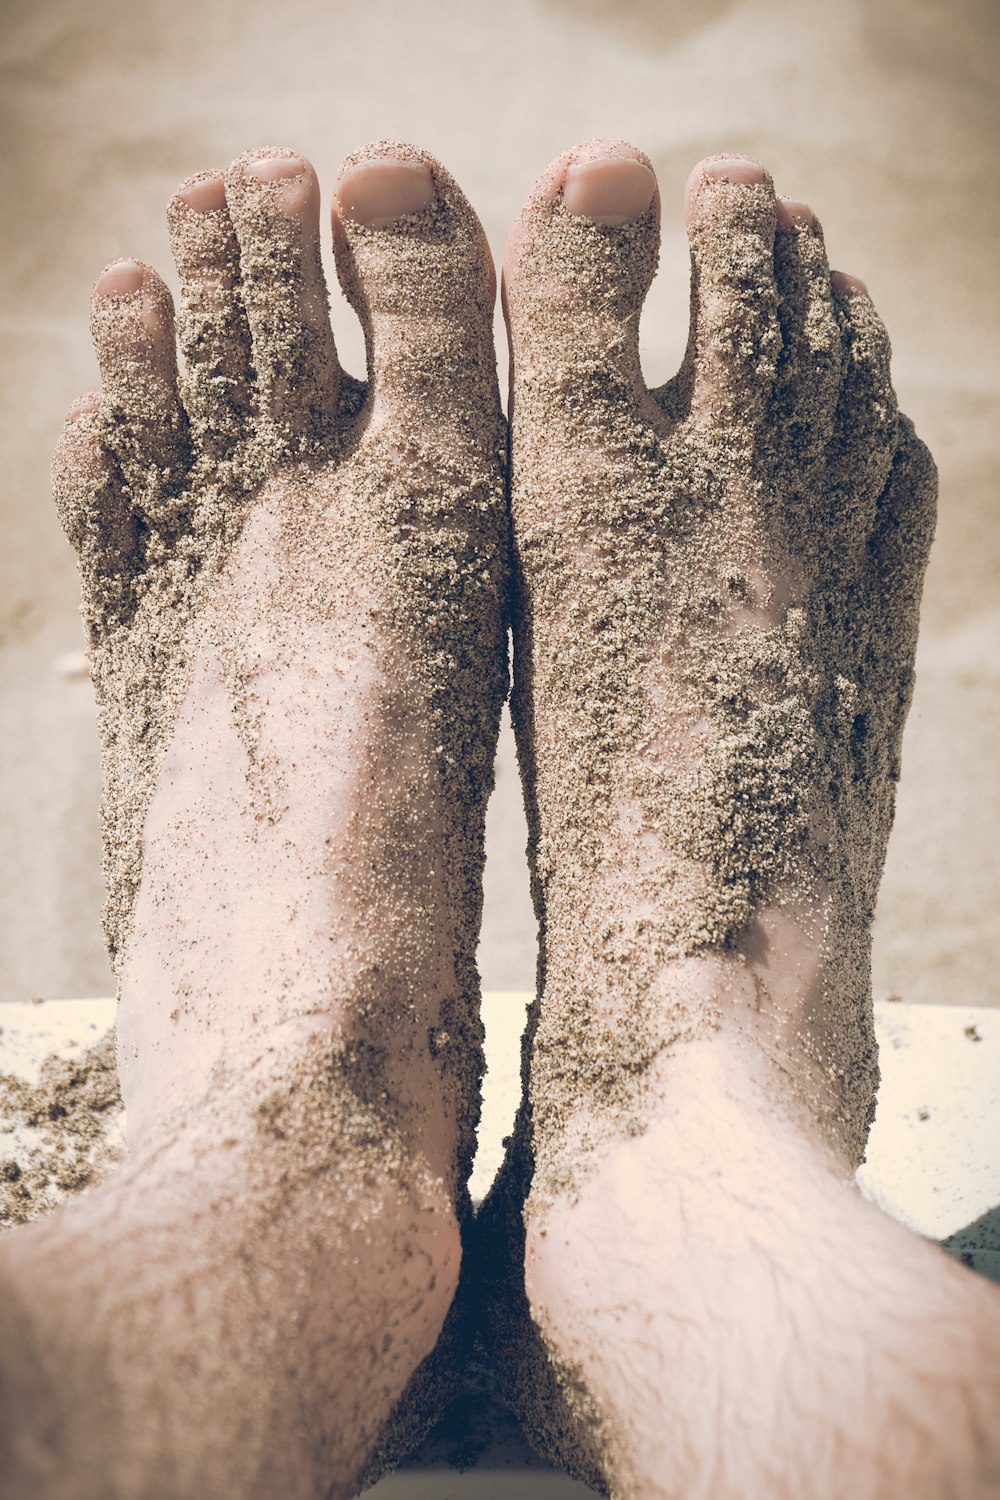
left=680, top=155, right=782, bottom=430
left=224, top=148, right=341, bottom=451
left=167, top=171, right=255, bottom=455
left=772, top=198, right=843, bottom=466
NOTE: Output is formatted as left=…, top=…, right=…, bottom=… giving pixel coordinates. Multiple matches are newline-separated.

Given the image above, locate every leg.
left=523, top=1035, right=1000, bottom=1500
left=0, top=141, right=506, bottom=1499
left=478, top=141, right=1000, bottom=1499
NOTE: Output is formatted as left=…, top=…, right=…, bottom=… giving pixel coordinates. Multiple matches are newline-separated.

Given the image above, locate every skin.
left=0, top=134, right=997, bottom=1500
left=479, top=140, right=1000, bottom=1500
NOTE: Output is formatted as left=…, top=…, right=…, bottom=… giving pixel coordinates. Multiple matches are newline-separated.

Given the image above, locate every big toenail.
left=244, top=155, right=305, bottom=183
left=177, top=175, right=227, bottom=213
left=335, top=159, right=436, bottom=227
left=563, top=159, right=656, bottom=226
left=68, top=396, right=99, bottom=422
left=701, top=156, right=767, bottom=186
left=831, top=270, right=869, bottom=295
left=96, top=261, right=144, bottom=298
left=776, top=197, right=818, bottom=231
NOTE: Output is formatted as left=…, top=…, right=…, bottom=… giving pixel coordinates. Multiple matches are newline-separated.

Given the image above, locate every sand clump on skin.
left=476, top=162, right=936, bottom=1491
left=50, top=142, right=509, bottom=1483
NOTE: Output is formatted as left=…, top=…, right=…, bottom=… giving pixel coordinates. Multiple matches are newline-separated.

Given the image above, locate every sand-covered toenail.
left=831, top=270, right=869, bottom=295
left=699, top=156, right=767, bottom=186
left=67, top=395, right=99, bottom=422
left=244, top=154, right=305, bottom=183
left=335, top=159, right=436, bottom=227
left=176, top=175, right=227, bottom=213
left=96, top=260, right=145, bottom=298
left=776, top=197, right=818, bottom=231
left=562, top=158, right=657, bottom=226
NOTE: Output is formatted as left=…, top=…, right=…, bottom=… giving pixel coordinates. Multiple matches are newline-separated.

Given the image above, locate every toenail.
left=177, top=175, right=227, bottom=213
left=335, top=159, right=436, bottom=227
left=700, top=156, right=767, bottom=186
left=831, top=270, right=869, bottom=295
left=95, top=261, right=144, bottom=298
left=68, top=395, right=99, bottom=422
left=244, top=154, right=305, bottom=184
left=776, top=197, right=818, bottom=231
left=562, top=158, right=657, bottom=226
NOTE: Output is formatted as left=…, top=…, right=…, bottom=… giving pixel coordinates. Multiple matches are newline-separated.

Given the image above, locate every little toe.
left=90, top=259, right=191, bottom=523
left=224, top=148, right=340, bottom=450
left=331, top=143, right=500, bottom=444
left=681, top=155, right=782, bottom=430
left=167, top=171, right=254, bottom=453
left=871, top=414, right=937, bottom=611
left=827, top=272, right=899, bottom=525
left=52, top=396, right=139, bottom=630
left=503, top=140, right=659, bottom=413
left=850, top=414, right=938, bottom=768
left=772, top=198, right=842, bottom=464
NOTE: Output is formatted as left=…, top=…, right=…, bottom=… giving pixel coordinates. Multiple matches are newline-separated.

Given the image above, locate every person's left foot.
left=29, top=142, right=507, bottom=1497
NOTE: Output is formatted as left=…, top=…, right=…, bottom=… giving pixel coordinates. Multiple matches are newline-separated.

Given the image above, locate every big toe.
left=331, top=144, right=499, bottom=436
left=504, top=140, right=659, bottom=404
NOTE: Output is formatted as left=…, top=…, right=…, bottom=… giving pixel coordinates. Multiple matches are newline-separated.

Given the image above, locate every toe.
left=870, top=414, right=937, bottom=617
left=827, top=273, right=899, bottom=527
left=52, top=396, right=139, bottom=631
left=680, top=155, right=781, bottom=430
left=224, top=148, right=340, bottom=451
left=854, top=415, right=937, bottom=768
left=167, top=170, right=254, bottom=454
left=331, top=143, right=500, bottom=444
left=90, top=259, right=191, bottom=524
left=772, top=198, right=842, bottom=465
left=503, top=140, right=659, bottom=415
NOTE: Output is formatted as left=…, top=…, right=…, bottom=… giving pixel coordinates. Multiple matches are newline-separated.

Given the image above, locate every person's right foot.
left=477, top=143, right=999, bottom=1499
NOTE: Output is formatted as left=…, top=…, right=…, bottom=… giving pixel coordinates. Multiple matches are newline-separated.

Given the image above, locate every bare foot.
left=1, top=143, right=506, bottom=1499
left=477, top=142, right=1000, bottom=1499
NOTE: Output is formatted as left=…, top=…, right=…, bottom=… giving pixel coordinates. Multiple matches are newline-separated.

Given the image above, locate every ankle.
left=646, top=1026, right=859, bottom=1180
left=121, top=1008, right=468, bottom=1194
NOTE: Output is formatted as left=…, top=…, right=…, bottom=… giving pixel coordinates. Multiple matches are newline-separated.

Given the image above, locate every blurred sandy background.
left=1, top=0, right=997, bottom=1007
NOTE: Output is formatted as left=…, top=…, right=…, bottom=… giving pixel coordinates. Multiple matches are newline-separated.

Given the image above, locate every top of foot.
left=502, top=141, right=937, bottom=1180
left=51, top=143, right=508, bottom=1195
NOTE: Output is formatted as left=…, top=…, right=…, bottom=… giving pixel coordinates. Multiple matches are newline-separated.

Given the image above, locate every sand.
left=0, top=1032, right=124, bottom=1229
left=1, top=0, right=997, bottom=1009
